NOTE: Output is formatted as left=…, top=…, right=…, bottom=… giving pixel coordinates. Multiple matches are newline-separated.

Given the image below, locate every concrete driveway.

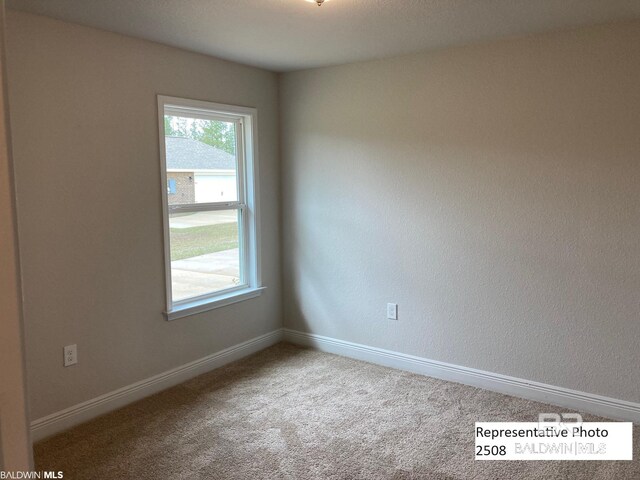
left=171, top=248, right=240, bottom=301
left=169, top=211, right=237, bottom=229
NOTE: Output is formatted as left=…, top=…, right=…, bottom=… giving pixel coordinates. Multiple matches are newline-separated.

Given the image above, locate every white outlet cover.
left=64, top=344, right=78, bottom=367
left=387, top=303, right=398, bottom=320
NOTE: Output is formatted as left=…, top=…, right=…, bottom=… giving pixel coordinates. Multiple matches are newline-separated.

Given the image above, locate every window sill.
left=165, top=286, right=266, bottom=321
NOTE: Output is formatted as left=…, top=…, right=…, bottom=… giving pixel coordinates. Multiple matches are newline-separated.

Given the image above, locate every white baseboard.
left=31, top=327, right=639, bottom=442
left=283, top=329, right=640, bottom=423
left=31, top=329, right=283, bottom=442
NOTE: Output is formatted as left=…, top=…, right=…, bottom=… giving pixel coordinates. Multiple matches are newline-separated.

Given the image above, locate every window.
left=168, top=178, right=177, bottom=195
left=158, top=96, right=262, bottom=320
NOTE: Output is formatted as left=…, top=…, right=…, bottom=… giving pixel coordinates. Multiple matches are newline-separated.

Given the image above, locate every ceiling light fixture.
left=306, top=0, right=330, bottom=6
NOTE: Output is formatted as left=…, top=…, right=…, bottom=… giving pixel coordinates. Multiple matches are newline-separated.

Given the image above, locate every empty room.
left=1, top=0, right=639, bottom=478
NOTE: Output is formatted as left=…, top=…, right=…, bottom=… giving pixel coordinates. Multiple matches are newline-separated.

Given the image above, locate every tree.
left=164, top=116, right=175, bottom=136
left=194, top=120, right=236, bottom=155
left=164, top=115, right=236, bottom=155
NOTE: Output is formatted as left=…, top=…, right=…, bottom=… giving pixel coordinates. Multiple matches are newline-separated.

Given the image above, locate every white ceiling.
left=7, top=0, right=640, bottom=72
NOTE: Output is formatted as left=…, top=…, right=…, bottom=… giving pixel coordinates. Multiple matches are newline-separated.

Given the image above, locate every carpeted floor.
left=35, top=343, right=639, bottom=479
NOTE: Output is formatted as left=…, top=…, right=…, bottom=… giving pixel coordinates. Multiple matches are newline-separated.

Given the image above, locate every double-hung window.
left=157, top=96, right=262, bottom=320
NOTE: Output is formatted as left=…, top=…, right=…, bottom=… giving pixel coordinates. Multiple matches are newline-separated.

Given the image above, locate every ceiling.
left=7, top=0, right=640, bottom=72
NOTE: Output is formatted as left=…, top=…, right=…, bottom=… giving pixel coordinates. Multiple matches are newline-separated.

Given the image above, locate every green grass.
left=170, top=223, right=238, bottom=261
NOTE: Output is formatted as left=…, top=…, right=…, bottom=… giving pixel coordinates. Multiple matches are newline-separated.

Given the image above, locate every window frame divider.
left=168, top=202, right=246, bottom=213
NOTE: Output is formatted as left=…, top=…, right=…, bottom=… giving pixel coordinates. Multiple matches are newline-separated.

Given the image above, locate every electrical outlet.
left=64, top=344, right=77, bottom=367
left=387, top=303, right=398, bottom=320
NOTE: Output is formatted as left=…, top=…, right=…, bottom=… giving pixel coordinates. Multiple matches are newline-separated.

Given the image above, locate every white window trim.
left=157, top=95, right=263, bottom=321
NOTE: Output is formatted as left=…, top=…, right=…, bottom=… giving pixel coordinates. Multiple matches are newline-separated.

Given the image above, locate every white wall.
left=280, top=21, right=640, bottom=403
left=6, top=11, right=282, bottom=421
left=0, top=2, right=32, bottom=469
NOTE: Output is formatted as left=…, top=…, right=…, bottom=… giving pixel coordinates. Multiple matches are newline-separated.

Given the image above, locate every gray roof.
left=165, top=136, right=236, bottom=171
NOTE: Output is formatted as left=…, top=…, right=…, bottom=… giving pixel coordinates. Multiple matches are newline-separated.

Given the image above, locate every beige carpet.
left=35, top=343, right=639, bottom=479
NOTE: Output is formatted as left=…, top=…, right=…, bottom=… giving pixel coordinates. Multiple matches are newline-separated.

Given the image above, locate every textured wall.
left=6, top=11, right=281, bottom=420
left=280, top=21, right=640, bottom=402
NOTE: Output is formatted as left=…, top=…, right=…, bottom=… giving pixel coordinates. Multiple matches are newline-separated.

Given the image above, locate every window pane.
left=164, top=115, right=238, bottom=204
left=169, top=210, right=242, bottom=302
